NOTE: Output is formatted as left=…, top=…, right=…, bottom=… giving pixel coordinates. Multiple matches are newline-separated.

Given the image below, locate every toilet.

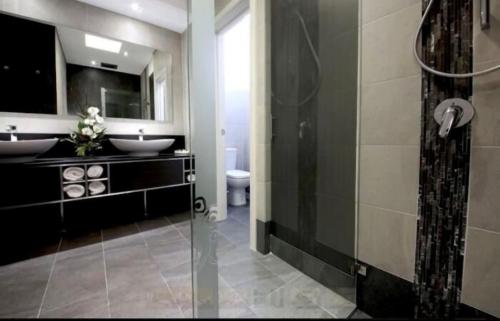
left=225, top=147, right=250, bottom=206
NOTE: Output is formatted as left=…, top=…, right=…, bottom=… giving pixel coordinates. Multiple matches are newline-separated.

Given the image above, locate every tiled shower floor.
left=0, top=206, right=355, bottom=318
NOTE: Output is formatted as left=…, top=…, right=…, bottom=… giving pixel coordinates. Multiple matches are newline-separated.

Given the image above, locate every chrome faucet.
left=434, top=98, right=475, bottom=139
left=138, top=128, right=144, bottom=141
left=6, top=125, right=18, bottom=142
left=438, top=106, right=460, bottom=138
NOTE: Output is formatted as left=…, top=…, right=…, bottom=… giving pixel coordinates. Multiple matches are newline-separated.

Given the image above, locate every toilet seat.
left=226, top=170, right=250, bottom=179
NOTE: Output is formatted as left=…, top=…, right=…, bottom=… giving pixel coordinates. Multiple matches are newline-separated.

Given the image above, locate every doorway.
left=216, top=12, right=251, bottom=223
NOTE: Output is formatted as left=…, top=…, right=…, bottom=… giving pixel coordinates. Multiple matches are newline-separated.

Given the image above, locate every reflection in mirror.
left=60, top=26, right=173, bottom=121
left=0, top=12, right=174, bottom=122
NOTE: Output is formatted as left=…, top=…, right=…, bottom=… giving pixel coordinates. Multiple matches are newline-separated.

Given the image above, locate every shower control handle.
left=299, top=121, right=309, bottom=139
left=434, top=98, right=475, bottom=139
left=438, top=106, right=459, bottom=138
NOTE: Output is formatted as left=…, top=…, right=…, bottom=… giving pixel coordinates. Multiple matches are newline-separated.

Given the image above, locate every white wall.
left=0, top=0, right=187, bottom=136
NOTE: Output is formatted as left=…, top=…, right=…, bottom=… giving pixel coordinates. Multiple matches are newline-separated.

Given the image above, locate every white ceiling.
left=76, top=0, right=188, bottom=33
left=57, top=26, right=155, bottom=75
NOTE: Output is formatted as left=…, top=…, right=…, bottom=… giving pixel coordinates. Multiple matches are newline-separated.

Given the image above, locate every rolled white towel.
left=89, top=181, right=106, bottom=195
left=63, top=184, right=85, bottom=198
left=63, top=167, right=85, bottom=181
left=87, top=165, right=104, bottom=178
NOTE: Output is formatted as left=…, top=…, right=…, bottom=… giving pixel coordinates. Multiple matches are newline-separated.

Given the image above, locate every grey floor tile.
left=39, top=293, right=109, bottom=318
left=257, top=254, right=302, bottom=282
left=166, top=274, right=192, bottom=317
left=154, top=250, right=192, bottom=273
left=59, top=231, right=102, bottom=252
left=104, top=242, right=152, bottom=271
left=142, top=227, right=185, bottom=247
left=57, top=243, right=102, bottom=260
left=218, top=277, right=252, bottom=318
left=102, top=223, right=140, bottom=242
left=161, top=261, right=191, bottom=280
left=288, top=274, right=356, bottom=318
left=0, top=255, right=54, bottom=318
left=233, top=274, right=285, bottom=306
left=136, top=216, right=171, bottom=233
left=249, top=286, right=333, bottom=319
left=227, top=205, right=250, bottom=226
left=109, top=284, right=183, bottom=319
left=41, top=251, right=107, bottom=312
left=350, top=309, right=372, bottom=319
left=166, top=212, right=191, bottom=225
left=216, top=219, right=250, bottom=246
left=218, top=245, right=266, bottom=267
left=219, top=258, right=275, bottom=287
left=174, top=221, right=191, bottom=240
left=102, top=232, right=145, bottom=251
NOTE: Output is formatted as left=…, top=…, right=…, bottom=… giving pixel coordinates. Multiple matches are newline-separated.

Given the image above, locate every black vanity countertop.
left=0, top=154, right=192, bottom=166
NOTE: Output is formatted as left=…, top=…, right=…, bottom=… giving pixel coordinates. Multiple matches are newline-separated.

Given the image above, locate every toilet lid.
left=227, top=170, right=250, bottom=179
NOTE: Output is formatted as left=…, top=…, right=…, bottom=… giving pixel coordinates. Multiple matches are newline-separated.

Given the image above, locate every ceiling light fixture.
left=130, top=3, right=143, bottom=13
left=85, top=34, right=122, bottom=54
left=124, top=51, right=129, bottom=57
left=91, top=60, right=96, bottom=65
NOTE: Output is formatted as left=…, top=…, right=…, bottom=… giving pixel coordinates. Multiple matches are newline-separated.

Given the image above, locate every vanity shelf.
left=0, top=155, right=194, bottom=233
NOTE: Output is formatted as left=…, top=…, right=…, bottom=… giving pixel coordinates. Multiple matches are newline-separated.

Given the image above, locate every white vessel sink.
left=0, top=138, right=59, bottom=163
left=109, top=138, right=175, bottom=157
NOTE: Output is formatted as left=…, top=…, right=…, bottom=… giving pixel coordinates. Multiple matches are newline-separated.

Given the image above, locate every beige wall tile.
left=359, top=145, right=419, bottom=214
left=472, top=60, right=500, bottom=147
left=361, top=4, right=420, bottom=85
left=361, top=0, right=420, bottom=25
left=360, top=75, right=421, bottom=145
left=468, top=147, right=500, bottom=232
left=462, top=228, right=500, bottom=318
left=358, top=204, right=417, bottom=282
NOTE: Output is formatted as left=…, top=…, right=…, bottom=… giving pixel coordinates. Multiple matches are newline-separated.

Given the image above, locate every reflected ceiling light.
left=130, top=3, right=143, bottom=12
left=91, top=60, right=96, bottom=65
left=85, top=34, right=122, bottom=54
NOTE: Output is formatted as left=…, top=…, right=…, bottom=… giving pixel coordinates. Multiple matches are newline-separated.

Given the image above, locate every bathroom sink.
left=109, top=138, right=175, bottom=157
left=0, top=138, right=59, bottom=163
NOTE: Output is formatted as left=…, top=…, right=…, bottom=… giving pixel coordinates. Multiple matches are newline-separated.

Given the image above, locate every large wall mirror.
left=0, top=12, right=174, bottom=122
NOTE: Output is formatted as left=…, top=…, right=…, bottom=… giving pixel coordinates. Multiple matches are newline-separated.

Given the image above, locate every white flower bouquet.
left=65, top=107, right=106, bottom=157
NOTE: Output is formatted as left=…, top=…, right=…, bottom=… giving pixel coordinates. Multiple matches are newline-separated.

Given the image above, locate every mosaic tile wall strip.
left=414, top=0, right=473, bottom=319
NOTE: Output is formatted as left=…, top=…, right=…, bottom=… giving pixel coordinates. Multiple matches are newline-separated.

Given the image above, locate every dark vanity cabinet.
left=110, top=159, right=185, bottom=192
left=0, top=166, right=61, bottom=208
left=0, top=156, right=193, bottom=236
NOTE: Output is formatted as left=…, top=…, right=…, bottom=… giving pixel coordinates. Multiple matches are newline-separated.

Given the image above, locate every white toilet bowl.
left=225, top=147, right=250, bottom=206
left=227, top=169, right=250, bottom=206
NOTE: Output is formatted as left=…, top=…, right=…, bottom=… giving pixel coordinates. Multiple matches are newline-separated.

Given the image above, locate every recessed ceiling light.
left=124, top=51, right=129, bottom=57
left=130, top=3, right=143, bottom=12
left=91, top=60, right=96, bottom=65
left=85, top=34, right=122, bottom=54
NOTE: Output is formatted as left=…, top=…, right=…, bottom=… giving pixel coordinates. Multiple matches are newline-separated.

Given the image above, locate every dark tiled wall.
left=415, top=0, right=473, bottom=318
left=66, top=64, right=142, bottom=118
left=269, top=0, right=358, bottom=280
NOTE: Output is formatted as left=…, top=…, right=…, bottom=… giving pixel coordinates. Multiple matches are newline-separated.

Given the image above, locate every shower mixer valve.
left=434, top=98, right=475, bottom=138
